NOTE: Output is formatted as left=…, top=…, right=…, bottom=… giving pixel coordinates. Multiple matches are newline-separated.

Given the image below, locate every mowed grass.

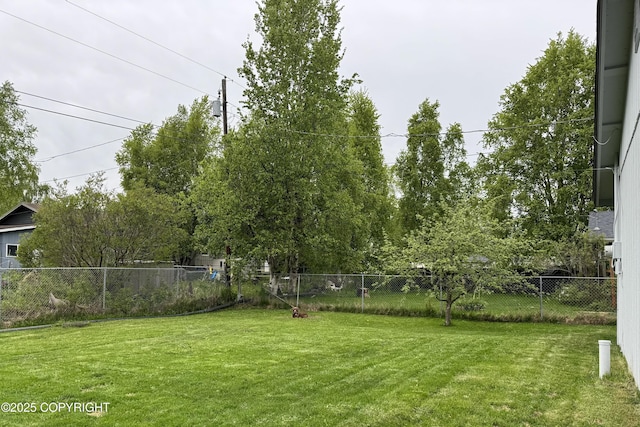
left=0, top=309, right=637, bottom=426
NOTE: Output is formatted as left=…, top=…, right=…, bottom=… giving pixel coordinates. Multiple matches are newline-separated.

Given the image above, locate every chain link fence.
left=0, top=269, right=617, bottom=328
left=248, top=274, right=617, bottom=324
left=0, top=267, right=234, bottom=328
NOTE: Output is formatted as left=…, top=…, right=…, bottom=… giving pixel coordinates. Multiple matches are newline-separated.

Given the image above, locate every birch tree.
left=194, top=0, right=365, bottom=288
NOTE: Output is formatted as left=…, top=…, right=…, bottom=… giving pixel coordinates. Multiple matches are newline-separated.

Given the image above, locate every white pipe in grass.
left=599, top=340, right=611, bottom=378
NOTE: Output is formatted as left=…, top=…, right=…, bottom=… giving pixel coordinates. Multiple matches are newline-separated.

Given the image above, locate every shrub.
left=555, top=279, right=614, bottom=312
left=456, top=298, right=487, bottom=312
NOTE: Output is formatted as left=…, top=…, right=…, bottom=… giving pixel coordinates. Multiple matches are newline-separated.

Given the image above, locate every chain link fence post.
left=175, top=267, right=180, bottom=300
left=361, top=273, right=365, bottom=313
left=296, top=275, right=300, bottom=307
left=102, top=267, right=107, bottom=311
left=539, top=276, right=543, bottom=320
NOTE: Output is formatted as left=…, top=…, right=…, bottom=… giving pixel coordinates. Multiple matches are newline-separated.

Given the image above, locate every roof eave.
left=593, top=0, right=633, bottom=207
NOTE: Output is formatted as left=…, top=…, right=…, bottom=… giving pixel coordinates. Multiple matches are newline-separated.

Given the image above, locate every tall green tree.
left=346, top=90, right=393, bottom=269
left=194, top=0, right=364, bottom=287
left=115, top=96, right=220, bottom=264
left=395, top=99, right=472, bottom=237
left=477, top=31, right=595, bottom=241
left=0, top=81, right=45, bottom=213
left=18, top=175, right=187, bottom=267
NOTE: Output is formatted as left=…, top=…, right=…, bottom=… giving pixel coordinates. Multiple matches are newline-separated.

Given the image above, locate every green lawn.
left=0, top=309, right=637, bottom=426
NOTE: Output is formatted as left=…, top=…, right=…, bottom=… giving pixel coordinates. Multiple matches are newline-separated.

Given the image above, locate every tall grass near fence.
left=251, top=274, right=617, bottom=324
left=0, top=267, right=234, bottom=328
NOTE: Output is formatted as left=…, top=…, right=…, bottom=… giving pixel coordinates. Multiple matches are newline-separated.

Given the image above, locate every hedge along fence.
left=249, top=274, right=617, bottom=325
left=0, top=267, right=235, bottom=328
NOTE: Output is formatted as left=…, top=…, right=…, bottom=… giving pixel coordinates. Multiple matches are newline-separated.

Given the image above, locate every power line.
left=17, top=89, right=592, bottom=142
left=460, top=116, right=594, bottom=135
left=281, top=116, right=594, bottom=139
left=16, top=89, right=234, bottom=130
left=20, top=89, right=591, bottom=142
left=18, top=89, right=593, bottom=142
left=227, top=101, right=243, bottom=111
left=17, top=103, right=137, bottom=131
left=16, top=90, right=148, bottom=125
left=15, top=97, right=221, bottom=161
left=14, top=90, right=593, bottom=164
left=0, top=9, right=210, bottom=95
left=18, top=99, right=593, bottom=162
left=65, top=0, right=246, bottom=90
left=34, top=137, right=127, bottom=163
left=40, top=167, right=120, bottom=184
left=16, top=100, right=226, bottom=143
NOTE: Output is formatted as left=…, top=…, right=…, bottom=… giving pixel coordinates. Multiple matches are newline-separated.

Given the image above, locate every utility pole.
left=220, top=78, right=232, bottom=290
left=212, top=78, right=232, bottom=290
left=222, top=77, right=228, bottom=135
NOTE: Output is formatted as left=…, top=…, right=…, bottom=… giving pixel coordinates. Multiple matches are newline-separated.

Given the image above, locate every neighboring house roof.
left=0, top=202, right=39, bottom=232
left=593, top=0, right=634, bottom=207
left=588, top=210, right=615, bottom=241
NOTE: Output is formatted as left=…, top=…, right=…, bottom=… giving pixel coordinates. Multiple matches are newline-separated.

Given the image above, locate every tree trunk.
left=444, top=300, right=453, bottom=326
left=288, top=253, right=300, bottom=295
left=269, top=272, right=280, bottom=295
left=289, top=271, right=299, bottom=296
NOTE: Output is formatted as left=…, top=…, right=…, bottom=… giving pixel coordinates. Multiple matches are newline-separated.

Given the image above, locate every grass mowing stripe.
left=0, top=309, right=637, bottom=426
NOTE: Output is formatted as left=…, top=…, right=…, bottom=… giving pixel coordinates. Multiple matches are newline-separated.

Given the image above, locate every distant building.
left=588, top=210, right=615, bottom=243
left=0, top=203, right=39, bottom=268
left=593, top=0, right=639, bottom=389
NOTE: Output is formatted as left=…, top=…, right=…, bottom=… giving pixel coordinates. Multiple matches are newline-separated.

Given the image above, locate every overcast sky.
left=1, top=0, right=598, bottom=193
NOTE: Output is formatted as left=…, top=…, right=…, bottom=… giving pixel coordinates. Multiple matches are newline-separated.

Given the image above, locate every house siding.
left=0, top=204, right=39, bottom=268
left=616, top=8, right=640, bottom=388
left=0, top=230, right=29, bottom=267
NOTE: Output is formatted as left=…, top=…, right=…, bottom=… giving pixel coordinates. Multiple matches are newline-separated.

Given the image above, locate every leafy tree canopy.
left=477, top=31, right=595, bottom=241
left=387, top=199, right=528, bottom=326
left=18, top=175, right=188, bottom=267
left=551, top=228, right=606, bottom=277
left=194, top=0, right=367, bottom=283
left=395, top=99, right=472, bottom=237
left=0, top=81, right=47, bottom=213
left=116, top=96, right=219, bottom=196
left=346, top=90, right=394, bottom=270
left=115, top=96, right=220, bottom=265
